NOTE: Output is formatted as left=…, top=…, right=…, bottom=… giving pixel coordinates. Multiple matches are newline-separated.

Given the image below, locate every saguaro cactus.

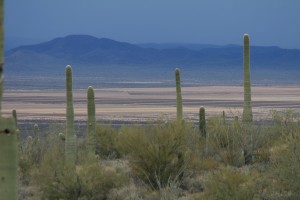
left=242, top=34, right=253, bottom=124
left=0, top=1, right=18, bottom=199
left=65, top=65, right=77, bottom=165
left=87, top=86, right=96, bottom=154
left=199, top=106, right=206, bottom=138
left=175, top=68, right=183, bottom=121
left=242, top=34, right=253, bottom=165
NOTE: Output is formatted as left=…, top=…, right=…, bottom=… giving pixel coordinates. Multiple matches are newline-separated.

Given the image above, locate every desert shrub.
left=95, top=125, right=121, bottom=159
left=265, top=124, right=300, bottom=199
left=19, top=126, right=63, bottom=186
left=36, top=144, right=128, bottom=200
left=206, top=116, right=272, bottom=166
left=117, top=121, right=193, bottom=190
left=206, top=117, right=244, bottom=166
left=203, top=167, right=260, bottom=200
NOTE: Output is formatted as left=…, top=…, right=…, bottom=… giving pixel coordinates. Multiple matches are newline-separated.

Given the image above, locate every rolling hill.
left=4, top=35, right=300, bottom=90
left=6, top=34, right=300, bottom=73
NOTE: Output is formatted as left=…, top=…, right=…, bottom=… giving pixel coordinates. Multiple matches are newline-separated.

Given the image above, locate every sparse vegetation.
left=0, top=22, right=299, bottom=199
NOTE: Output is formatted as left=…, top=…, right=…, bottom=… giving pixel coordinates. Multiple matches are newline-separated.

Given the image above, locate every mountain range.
left=5, top=35, right=300, bottom=74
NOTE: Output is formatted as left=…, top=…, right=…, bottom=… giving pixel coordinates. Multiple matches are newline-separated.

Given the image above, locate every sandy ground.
left=1, top=86, right=300, bottom=123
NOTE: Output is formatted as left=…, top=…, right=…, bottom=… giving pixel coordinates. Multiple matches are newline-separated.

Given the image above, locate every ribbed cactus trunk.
left=199, top=106, right=206, bottom=138
left=242, top=34, right=253, bottom=165
left=242, top=34, right=253, bottom=124
left=87, top=86, right=96, bottom=154
left=65, top=65, right=77, bottom=166
left=0, top=1, right=18, bottom=199
left=175, top=68, right=183, bottom=122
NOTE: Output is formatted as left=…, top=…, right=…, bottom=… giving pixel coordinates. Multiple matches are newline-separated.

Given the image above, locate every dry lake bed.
left=2, top=86, right=300, bottom=126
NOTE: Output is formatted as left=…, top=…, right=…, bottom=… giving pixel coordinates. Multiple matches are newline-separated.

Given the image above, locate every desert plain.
left=1, top=86, right=300, bottom=126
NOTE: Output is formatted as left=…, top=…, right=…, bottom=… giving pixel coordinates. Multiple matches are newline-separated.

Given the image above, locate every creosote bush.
left=35, top=133, right=128, bottom=200
left=203, top=167, right=259, bottom=200
left=95, top=125, right=121, bottom=159
left=117, top=121, right=194, bottom=190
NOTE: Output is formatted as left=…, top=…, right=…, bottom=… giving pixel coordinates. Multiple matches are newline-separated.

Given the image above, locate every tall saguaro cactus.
left=175, top=68, right=183, bottom=121
left=0, top=1, right=18, bottom=199
left=242, top=34, right=253, bottom=124
left=65, top=65, right=77, bottom=166
left=87, top=86, right=96, bottom=154
left=242, top=34, right=253, bottom=165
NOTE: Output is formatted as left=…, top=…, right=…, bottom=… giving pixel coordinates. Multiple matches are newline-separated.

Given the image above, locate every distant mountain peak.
left=5, top=34, right=300, bottom=70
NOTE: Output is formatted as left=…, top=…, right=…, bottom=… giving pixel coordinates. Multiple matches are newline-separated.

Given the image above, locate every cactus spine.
left=87, top=86, right=96, bottom=154
left=199, top=106, right=206, bottom=138
left=242, top=34, right=253, bottom=124
left=0, top=1, right=18, bottom=199
left=65, top=65, right=77, bottom=166
left=175, top=68, right=183, bottom=121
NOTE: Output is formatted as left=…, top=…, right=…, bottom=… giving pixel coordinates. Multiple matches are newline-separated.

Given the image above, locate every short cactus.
left=65, top=65, right=77, bottom=166
left=175, top=68, right=183, bottom=121
left=59, top=132, right=65, bottom=141
left=199, top=107, right=206, bottom=138
left=222, top=110, right=226, bottom=124
left=87, top=86, right=96, bottom=154
left=12, top=110, right=17, bottom=129
left=33, top=124, right=39, bottom=138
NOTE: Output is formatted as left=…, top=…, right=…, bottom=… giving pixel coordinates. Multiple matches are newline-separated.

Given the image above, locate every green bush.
left=95, top=125, right=121, bottom=159
left=203, top=167, right=259, bottom=200
left=265, top=123, right=300, bottom=199
left=117, top=121, right=192, bottom=190
left=35, top=142, right=128, bottom=200
left=206, top=117, right=244, bottom=166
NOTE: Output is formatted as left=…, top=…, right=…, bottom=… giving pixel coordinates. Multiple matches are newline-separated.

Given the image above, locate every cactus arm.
left=175, top=68, right=183, bottom=121
left=65, top=65, right=77, bottom=165
left=87, top=86, right=96, bottom=154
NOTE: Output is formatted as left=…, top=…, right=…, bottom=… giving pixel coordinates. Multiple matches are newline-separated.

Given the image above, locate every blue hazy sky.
left=5, top=0, right=300, bottom=49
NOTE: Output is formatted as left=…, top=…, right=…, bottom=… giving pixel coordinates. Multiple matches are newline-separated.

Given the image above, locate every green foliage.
left=204, top=167, right=259, bottom=200
left=206, top=117, right=244, bottom=166
left=264, top=111, right=300, bottom=199
left=87, top=86, right=96, bottom=154
left=118, top=121, right=191, bottom=190
left=36, top=143, right=128, bottom=200
left=175, top=68, right=183, bottom=122
left=95, top=125, right=120, bottom=159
